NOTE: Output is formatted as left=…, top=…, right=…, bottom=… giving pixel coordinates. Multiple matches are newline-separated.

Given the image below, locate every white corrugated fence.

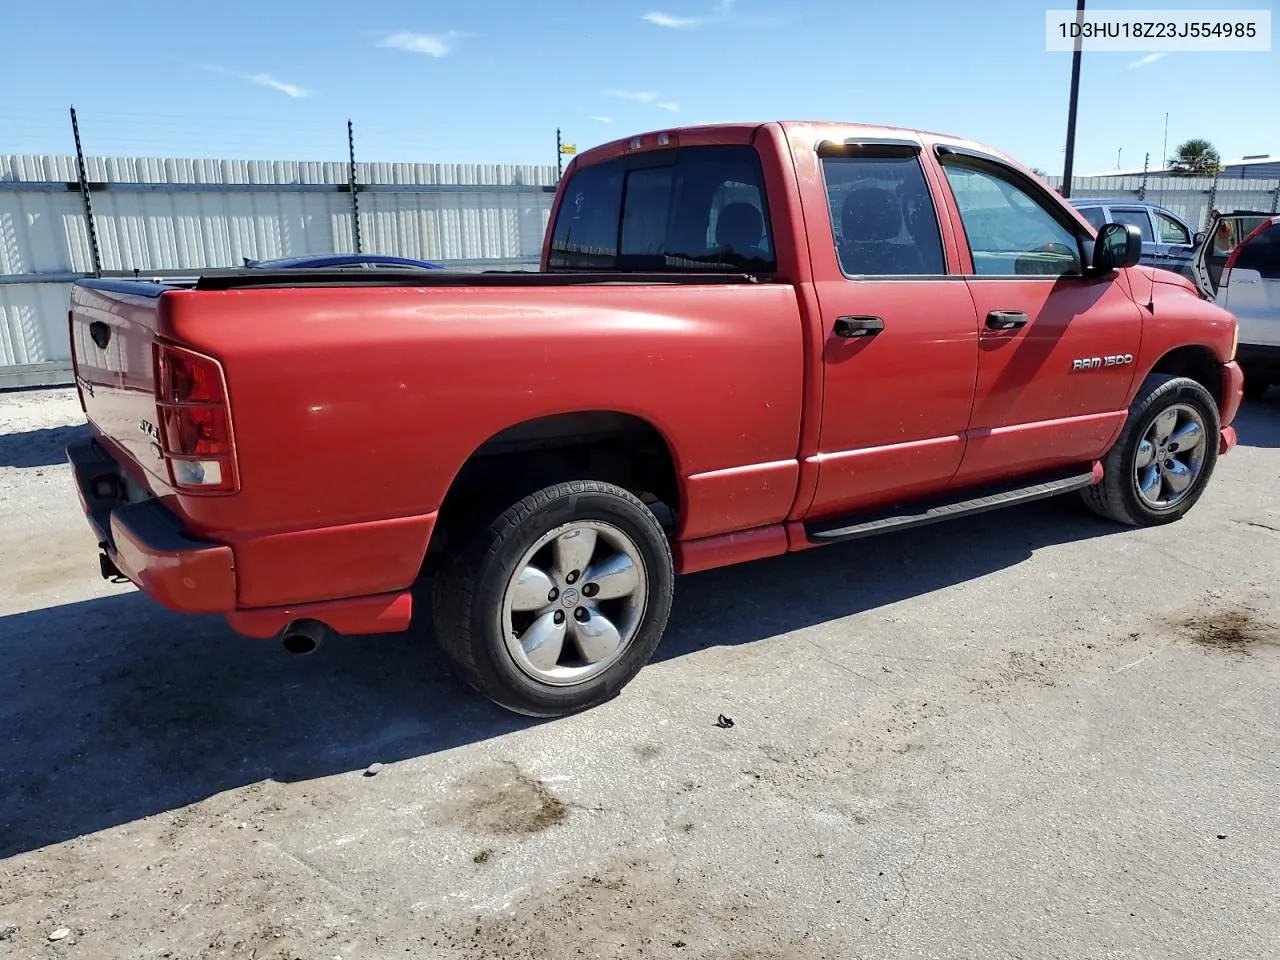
left=0, top=153, right=560, bottom=383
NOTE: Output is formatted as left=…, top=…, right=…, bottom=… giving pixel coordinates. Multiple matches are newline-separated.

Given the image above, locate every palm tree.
left=1167, top=139, right=1222, bottom=177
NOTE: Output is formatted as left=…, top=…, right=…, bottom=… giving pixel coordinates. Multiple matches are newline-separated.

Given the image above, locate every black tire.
left=1082, top=373, right=1220, bottom=527
left=1242, top=376, right=1271, bottom=402
left=431, top=480, right=674, bottom=717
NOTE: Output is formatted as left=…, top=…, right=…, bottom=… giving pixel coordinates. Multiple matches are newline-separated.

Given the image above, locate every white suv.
left=1193, top=211, right=1280, bottom=400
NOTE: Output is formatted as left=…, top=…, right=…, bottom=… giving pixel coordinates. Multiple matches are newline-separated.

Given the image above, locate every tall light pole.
left=1061, top=0, right=1086, bottom=198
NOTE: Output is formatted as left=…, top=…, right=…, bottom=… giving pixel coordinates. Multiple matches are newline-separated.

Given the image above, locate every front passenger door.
left=937, top=154, right=1144, bottom=486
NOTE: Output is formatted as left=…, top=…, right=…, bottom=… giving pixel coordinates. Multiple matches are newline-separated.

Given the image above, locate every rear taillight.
left=153, top=343, right=237, bottom=493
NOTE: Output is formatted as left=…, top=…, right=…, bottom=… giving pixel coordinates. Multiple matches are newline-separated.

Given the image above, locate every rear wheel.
left=432, top=481, right=674, bottom=717
left=1082, top=374, right=1220, bottom=527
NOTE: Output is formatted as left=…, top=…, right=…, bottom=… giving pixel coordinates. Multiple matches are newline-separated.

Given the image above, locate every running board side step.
left=805, top=469, right=1098, bottom=544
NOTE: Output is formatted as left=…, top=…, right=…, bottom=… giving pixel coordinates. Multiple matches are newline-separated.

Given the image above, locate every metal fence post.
left=69, top=106, right=102, bottom=277
left=348, top=120, right=363, bottom=254
left=1205, top=171, right=1220, bottom=230
left=1272, top=179, right=1279, bottom=214
left=1138, top=153, right=1149, bottom=201
left=556, top=128, right=563, bottom=181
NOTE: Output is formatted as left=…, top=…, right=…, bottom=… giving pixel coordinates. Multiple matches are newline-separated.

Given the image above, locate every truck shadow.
left=1234, top=395, right=1280, bottom=448
left=0, top=424, right=90, bottom=469
left=0, top=495, right=1124, bottom=860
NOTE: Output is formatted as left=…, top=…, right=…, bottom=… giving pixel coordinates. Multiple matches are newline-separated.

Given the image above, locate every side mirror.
left=1092, top=222, right=1143, bottom=272
left=1193, top=231, right=1207, bottom=245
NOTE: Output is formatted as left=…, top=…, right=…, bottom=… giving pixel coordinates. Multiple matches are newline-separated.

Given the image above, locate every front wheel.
left=432, top=481, right=674, bottom=717
left=1082, top=373, right=1220, bottom=527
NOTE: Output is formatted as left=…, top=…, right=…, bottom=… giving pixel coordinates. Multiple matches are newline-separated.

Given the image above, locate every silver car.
left=1192, top=210, right=1280, bottom=400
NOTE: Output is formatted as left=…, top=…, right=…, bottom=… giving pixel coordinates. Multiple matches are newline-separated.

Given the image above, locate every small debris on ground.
left=0, top=925, right=18, bottom=941
left=364, top=762, right=384, bottom=777
left=714, top=714, right=734, bottom=729
left=48, top=927, right=70, bottom=942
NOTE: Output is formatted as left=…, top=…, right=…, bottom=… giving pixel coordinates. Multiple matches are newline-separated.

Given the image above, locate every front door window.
left=941, top=164, right=1082, bottom=277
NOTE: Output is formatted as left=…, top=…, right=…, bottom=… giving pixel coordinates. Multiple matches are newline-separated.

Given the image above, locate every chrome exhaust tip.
left=280, top=619, right=327, bottom=655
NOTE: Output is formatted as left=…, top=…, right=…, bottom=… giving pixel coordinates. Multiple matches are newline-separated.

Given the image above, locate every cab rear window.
left=548, top=146, right=776, bottom=273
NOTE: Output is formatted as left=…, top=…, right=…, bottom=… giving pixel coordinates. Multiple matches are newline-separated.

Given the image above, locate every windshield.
left=548, top=145, right=776, bottom=273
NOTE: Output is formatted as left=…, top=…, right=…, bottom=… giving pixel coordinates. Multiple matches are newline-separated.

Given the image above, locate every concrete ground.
left=1, top=387, right=1278, bottom=960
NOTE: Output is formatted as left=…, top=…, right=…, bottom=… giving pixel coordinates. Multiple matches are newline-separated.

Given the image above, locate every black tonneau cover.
left=187, top=268, right=761, bottom=291
left=75, top=267, right=764, bottom=294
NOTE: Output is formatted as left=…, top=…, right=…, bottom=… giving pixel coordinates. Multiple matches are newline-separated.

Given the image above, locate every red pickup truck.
left=66, top=121, right=1243, bottom=716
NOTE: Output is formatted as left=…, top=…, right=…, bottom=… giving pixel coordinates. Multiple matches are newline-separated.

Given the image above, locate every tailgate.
left=69, top=280, right=172, bottom=489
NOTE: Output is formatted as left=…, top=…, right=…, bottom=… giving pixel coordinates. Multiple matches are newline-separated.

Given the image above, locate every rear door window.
left=549, top=145, right=776, bottom=272
left=1109, top=208, right=1155, bottom=242
left=821, top=154, right=945, bottom=276
left=1077, top=206, right=1108, bottom=230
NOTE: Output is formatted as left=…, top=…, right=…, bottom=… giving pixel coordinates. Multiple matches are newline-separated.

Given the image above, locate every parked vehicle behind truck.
left=66, top=121, right=1244, bottom=716
left=1068, top=198, right=1199, bottom=279
left=1190, top=210, right=1280, bottom=400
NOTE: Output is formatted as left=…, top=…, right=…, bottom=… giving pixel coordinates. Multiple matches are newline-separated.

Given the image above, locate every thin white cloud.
left=590, top=115, right=615, bottom=123
left=643, top=0, right=735, bottom=28
left=604, top=89, right=680, bottom=112
left=250, top=73, right=310, bottom=98
left=196, top=63, right=312, bottom=98
left=1128, top=51, right=1169, bottom=69
left=643, top=12, right=703, bottom=28
left=379, top=30, right=464, bottom=57
left=606, top=89, right=659, bottom=103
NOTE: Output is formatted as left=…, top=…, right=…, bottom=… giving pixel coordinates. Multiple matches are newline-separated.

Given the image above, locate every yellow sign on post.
left=559, top=143, right=577, bottom=155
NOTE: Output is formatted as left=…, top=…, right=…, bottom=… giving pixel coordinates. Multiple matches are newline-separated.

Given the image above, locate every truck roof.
left=573, top=121, right=1011, bottom=170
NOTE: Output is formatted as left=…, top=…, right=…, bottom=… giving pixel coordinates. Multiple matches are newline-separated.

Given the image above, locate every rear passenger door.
left=803, top=142, right=980, bottom=519
left=935, top=150, right=1143, bottom=486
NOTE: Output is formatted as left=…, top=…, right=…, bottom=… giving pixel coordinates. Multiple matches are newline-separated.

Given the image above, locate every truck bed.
left=68, top=268, right=809, bottom=614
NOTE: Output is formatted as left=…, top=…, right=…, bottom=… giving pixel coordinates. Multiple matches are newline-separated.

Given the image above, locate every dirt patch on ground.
left=1170, top=606, right=1280, bottom=654
left=970, top=648, right=1061, bottom=699
left=438, top=763, right=569, bottom=835
left=433, top=855, right=829, bottom=960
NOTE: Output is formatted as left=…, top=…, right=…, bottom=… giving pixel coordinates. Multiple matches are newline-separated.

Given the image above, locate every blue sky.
left=1, top=0, right=1275, bottom=174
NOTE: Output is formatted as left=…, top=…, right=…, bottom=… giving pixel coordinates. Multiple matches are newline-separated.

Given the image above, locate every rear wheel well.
left=424, top=412, right=680, bottom=574
left=1148, top=346, right=1221, bottom=402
